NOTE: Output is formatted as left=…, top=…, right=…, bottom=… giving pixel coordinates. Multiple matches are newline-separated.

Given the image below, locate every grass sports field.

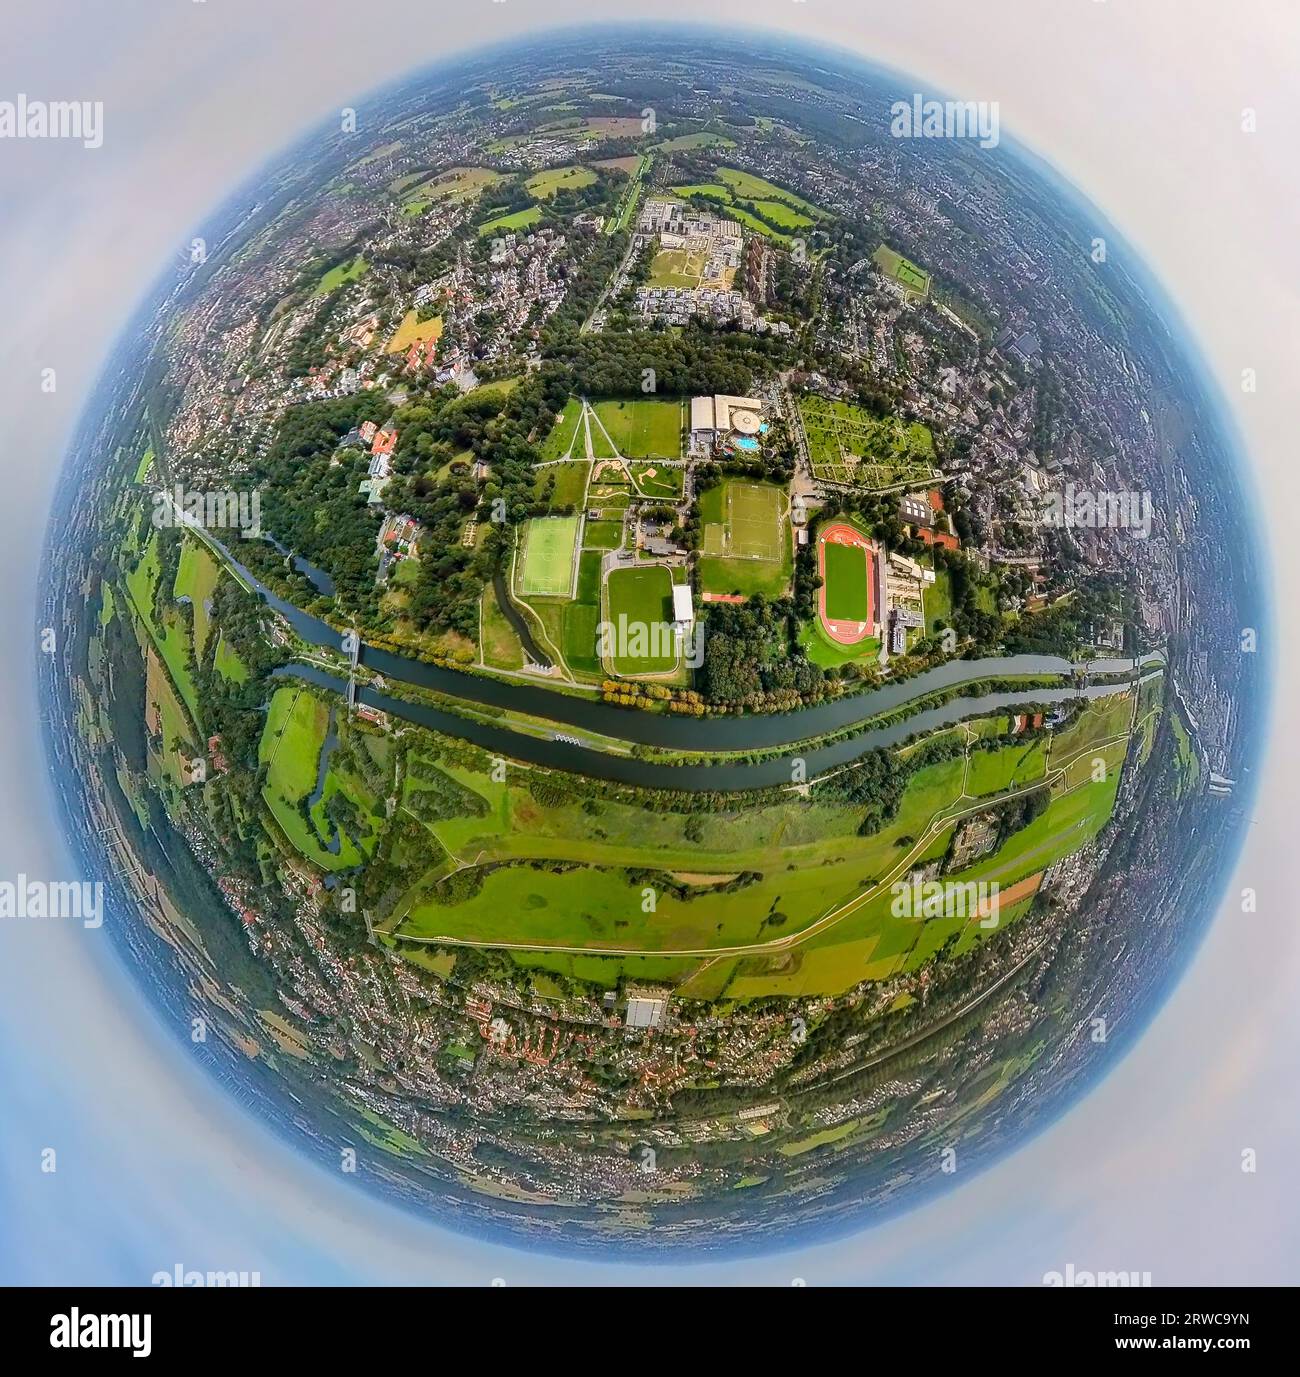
left=823, top=540, right=869, bottom=621
left=698, top=480, right=791, bottom=598
left=816, top=521, right=875, bottom=646
left=605, top=565, right=677, bottom=674
left=590, top=398, right=684, bottom=458
left=519, top=516, right=579, bottom=596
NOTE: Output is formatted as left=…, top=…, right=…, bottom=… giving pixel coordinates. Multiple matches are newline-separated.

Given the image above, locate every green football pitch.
left=823, top=540, right=869, bottom=621
left=520, top=516, right=579, bottom=596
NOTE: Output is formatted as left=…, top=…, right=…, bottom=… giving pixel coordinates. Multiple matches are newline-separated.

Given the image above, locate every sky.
left=2, top=0, right=1298, bottom=1285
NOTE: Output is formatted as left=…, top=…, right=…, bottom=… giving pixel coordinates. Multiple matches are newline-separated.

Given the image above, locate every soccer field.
left=698, top=480, right=791, bottom=598
left=591, top=398, right=684, bottom=458
left=823, top=540, right=869, bottom=621
left=605, top=565, right=677, bottom=674
left=725, top=481, right=783, bottom=558
left=520, top=516, right=579, bottom=596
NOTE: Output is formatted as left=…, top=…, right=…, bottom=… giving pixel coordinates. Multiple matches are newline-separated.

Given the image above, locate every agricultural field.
left=526, top=165, right=597, bottom=198
left=604, top=565, right=678, bottom=674
left=698, top=480, right=792, bottom=599
left=796, top=393, right=938, bottom=488
left=386, top=310, right=443, bottom=354
left=123, top=532, right=201, bottom=725
left=590, top=398, right=684, bottom=458
left=873, top=243, right=931, bottom=295
left=519, top=516, right=580, bottom=597
left=173, top=539, right=220, bottom=660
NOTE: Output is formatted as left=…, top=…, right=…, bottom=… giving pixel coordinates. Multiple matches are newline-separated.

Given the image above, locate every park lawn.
left=173, top=538, right=220, bottom=659
left=519, top=516, right=579, bottom=597
left=418, top=165, right=503, bottom=204
left=1047, top=693, right=1134, bottom=766
left=591, top=398, right=683, bottom=457
left=873, top=244, right=931, bottom=295
left=540, top=398, right=586, bottom=460
left=798, top=618, right=880, bottom=669
left=526, top=165, right=597, bottom=198
left=966, top=738, right=1048, bottom=796
left=715, top=166, right=824, bottom=217
left=479, top=587, right=525, bottom=671
left=647, top=247, right=705, bottom=288
left=307, top=764, right=385, bottom=868
left=258, top=687, right=333, bottom=865
left=317, top=255, right=368, bottom=294
left=924, top=567, right=953, bottom=635
left=629, top=462, right=685, bottom=500
left=213, top=635, right=249, bottom=683
left=744, top=197, right=813, bottom=230
left=133, top=448, right=155, bottom=482
left=823, top=540, right=869, bottom=622
left=478, top=206, right=542, bottom=237
left=260, top=686, right=327, bottom=802
left=605, top=565, right=677, bottom=674
left=533, top=461, right=589, bottom=509
left=582, top=519, right=624, bottom=550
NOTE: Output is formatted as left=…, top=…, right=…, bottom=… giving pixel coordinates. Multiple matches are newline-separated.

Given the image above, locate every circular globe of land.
left=40, top=29, right=1265, bottom=1258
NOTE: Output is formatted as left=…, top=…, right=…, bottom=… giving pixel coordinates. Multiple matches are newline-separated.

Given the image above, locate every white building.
left=672, top=584, right=694, bottom=627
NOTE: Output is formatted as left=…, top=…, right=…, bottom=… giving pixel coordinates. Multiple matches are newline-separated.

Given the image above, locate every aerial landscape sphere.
left=41, top=26, right=1265, bottom=1257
